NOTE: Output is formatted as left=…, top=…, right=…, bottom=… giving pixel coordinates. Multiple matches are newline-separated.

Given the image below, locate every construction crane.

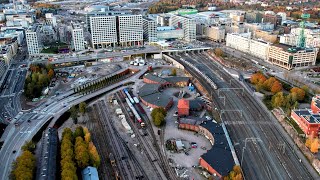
left=297, top=13, right=310, bottom=48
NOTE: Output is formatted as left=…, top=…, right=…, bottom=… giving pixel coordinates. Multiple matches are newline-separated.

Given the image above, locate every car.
left=185, top=152, right=189, bottom=156
left=12, top=150, right=16, bottom=154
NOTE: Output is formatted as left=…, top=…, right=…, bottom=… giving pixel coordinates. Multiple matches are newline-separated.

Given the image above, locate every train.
left=123, top=88, right=134, bottom=104
left=118, top=91, right=126, bottom=102
left=125, top=98, right=145, bottom=127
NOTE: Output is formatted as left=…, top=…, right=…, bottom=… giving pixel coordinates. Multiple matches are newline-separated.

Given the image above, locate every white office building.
left=226, top=33, right=271, bottom=60
left=143, top=17, right=157, bottom=42
left=169, top=15, right=196, bottom=42
left=280, top=28, right=320, bottom=48
left=90, top=16, right=117, bottom=49
left=45, top=13, right=57, bottom=27
left=71, top=23, right=85, bottom=51
left=118, top=15, right=143, bottom=46
left=26, top=25, right=41, bottom=55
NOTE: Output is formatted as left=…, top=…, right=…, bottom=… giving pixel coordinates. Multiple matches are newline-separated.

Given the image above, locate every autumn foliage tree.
left=290, top=87, right=306, bottom=101
left=11, top=150, right=36, bottom=180
left=214, top=48, right=224, bottom=57
left=61, top=128, right=77, bottom=180
left=151, top=107, right=167, bottom=127
left=75, top=137, right=90, bottom=169
left=311, top=138, right=319, bottom=154
left=224, top=165, right=243, bottom=180
left=250, top=72, right=267, bottom=85
left=88, top=142, right=101, bottom=167
left=271, top=80, right=282, bottom=94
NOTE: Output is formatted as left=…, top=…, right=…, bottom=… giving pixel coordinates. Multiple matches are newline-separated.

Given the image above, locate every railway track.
left=115, top=92, right=168, bottom=180
left=87, top=107, right=115, bottom=180
left=199, top=52, right=313, bottom=179
left=170, top=52, right=313, bottom=179
left=93, top=101, right=147, bottom=180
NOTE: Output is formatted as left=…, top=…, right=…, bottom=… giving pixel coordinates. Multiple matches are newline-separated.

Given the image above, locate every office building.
left=169, top=15, right=196, bottom=42
left=86, top=10, right=131, bottom=32
left=156, top=26, right=184, bottom=40
left=280, top=28, right=320, bottom=48
left=26, top=25, right=41, bottom=55
left=71, top=23, right=85, bottom=51
left=45, top=13, right=57, bottom=27
left=118, top=15, right=143, bottom=46
left=90, top=15, right=143, bottom=48
left=205, top=26, right=225, bottom=42
left=143, top=17, right=157, bottom=42
left=90, top=16, right=117, bottom=49
left=245, top=11, right=263, bottom=23
left=226, top=33, right=271, bottom=60
left=267, top=44, right=318, bottom=70
left=263, top=14, right=282, bottom=27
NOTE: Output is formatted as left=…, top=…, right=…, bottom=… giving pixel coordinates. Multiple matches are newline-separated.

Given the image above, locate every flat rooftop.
left=293, top=109, right=320, bottom=124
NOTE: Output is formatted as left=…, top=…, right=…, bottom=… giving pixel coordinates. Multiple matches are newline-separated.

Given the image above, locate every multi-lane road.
left=172, top=52, right=318, bottom=179
left=0, top=67, right=151, bottom=179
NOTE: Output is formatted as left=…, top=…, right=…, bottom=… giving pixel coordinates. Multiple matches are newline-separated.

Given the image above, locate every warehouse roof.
left=200, top=122, right=234, bottom=176
left=164, top=77, right=190, bottom=84
left=189, top=99, right=205, bottom=110
left=140, top=92, right=173, bottom=108
left=144, top=73, right=168, bottom=84
left=139, top=84, right=161, bottom=97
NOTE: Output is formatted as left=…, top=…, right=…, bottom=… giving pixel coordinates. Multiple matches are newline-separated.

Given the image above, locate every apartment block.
left=90, top=16, right=117, bottom=49
left=263, top=14, right=282, bottom=27
left=118, top=15, right=143, bottom=46
left=26, top=25, right=41, bottom=55
left=267, top=44, right=318, bottom=70
left=71, top=23, right=85, bottom=51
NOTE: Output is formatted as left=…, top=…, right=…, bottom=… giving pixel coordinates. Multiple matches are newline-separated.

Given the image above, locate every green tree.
left=171, top=68, right=177, bottom=76
left=69, top=105, right=79, bottom=124
left=21, top=141, right=36, bottom=152
left=79, top=102, right=87, bottom=115
left=271, top=92, right=285, bottom=108
left=74, top=126, right=84, bottom=138
left=154, top=112, right=165, bottom=127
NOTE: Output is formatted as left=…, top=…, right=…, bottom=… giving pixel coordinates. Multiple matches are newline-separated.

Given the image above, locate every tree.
left=305, top=137, right=313, bottom=149
left=290, top=87, right=305, bottom=101
left=263, top=77, right=277, bottom=91
left=79, top=102, right=87, bottom=115
left=48, top=69, right=55, bottom=79
left=69, top=105, right=79, bottom=124
left=250, top=72, right=267, bottom=85
left=88, top=142, right=101, bottom=167
left=12, top=150, right=36, bottom=180
left=271, top=92, right=285, bottom=108
left=75, top=137, right=90, bottom=168
left=310, top=138, right=319, bottom=154
left=171, top=68, right=177, bottom=76
left=84, top=133, right=91, bottom=143
left=271, top=80, right=282, bottom=94
left=154, top=112, right=165, bottom=126
left=301, top=85, right=309, bottom=94
left=21, top=141, right=36, bottom=152
left=74, top=126, right=84, bottom=138
left=214, top=48, right=224, bottom=57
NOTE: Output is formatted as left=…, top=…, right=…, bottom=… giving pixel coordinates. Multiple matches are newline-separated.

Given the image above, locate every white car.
left=130, top=61, right=134, bottom=65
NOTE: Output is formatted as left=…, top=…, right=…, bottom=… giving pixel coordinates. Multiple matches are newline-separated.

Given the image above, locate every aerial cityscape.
left=0, top=0, right=320, bottom=179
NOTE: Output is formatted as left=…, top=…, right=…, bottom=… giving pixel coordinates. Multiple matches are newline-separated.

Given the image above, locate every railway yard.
left=67, top=52, right=317, bottom=180
left=172, top=52, right=315, bottom=179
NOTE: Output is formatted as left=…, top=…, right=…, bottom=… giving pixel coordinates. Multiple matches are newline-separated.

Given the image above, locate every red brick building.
left=178, top=120, right=235, bottom=178
left=177, top=99, right=189, bottom=117
left=291, top=95, right=320, bottom=136
left=311, top=95, right=320, bottom=114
